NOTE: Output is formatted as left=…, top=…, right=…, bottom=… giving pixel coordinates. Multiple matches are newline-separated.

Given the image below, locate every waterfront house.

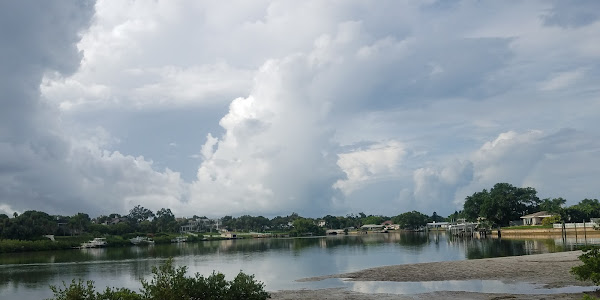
left=520, top=211, right=554, bottom=225
left=361, top=224, right=385, bottom=231
left=381, top=220, right=400, bottom=230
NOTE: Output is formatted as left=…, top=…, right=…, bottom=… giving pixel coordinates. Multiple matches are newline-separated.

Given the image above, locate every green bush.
left=47, top=258, right=270, bottom=300
left=0, top=239, right=75, bottom=253
left=541, top=215, right=561, bottom=226
left=571, top=247, right=600, bottom=285
left=48, top=279, right=141, bottom=300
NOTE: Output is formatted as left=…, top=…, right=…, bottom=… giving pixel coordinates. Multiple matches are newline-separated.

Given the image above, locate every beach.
left=272, top=251, right=598, bottom=300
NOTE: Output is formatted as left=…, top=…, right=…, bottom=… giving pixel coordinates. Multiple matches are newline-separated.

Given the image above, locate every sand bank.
left=271, top=251, right=598, bottom=300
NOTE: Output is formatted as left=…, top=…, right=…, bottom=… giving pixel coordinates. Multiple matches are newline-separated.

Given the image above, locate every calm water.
left=0, top=232, right=592, bottom=299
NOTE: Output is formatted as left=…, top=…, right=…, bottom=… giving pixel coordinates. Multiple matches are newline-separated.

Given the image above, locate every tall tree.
left=563, top=199, right=600, bottom=222
left=128, top=205, right=155, bottom=224
left=540, top=197, right=566, bottom=213
left=392, top=211, right=429, bottom=230
left=155, top=208, right=176, bottom=232
left=463, top=190, right=488, bottom=222
left=362, top=215, right=386, bottom=225
left=467, top=183, right=540, bottom=226
left=69, top=213, right=91, bottom=236
left=430, top=211, right=444, bottom=222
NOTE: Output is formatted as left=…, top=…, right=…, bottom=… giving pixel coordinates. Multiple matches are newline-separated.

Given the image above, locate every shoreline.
left=271, top=251, right=599, bottom=300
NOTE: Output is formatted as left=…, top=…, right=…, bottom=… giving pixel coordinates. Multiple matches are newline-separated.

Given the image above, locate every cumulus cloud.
left=0, top=1, right=186, bottom=216
left=413, top=160, right=474, bottom=211
left=334, top=141, right=406, bottom=195
left=454, top=130, right=600, bottom=208
left=187, top=56, right=341, bottom=216
left=2, top=1, right=599, bottom=218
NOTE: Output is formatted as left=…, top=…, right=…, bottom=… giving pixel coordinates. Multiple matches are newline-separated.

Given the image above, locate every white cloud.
left=454, top=130, right=600, bottom=208
left=187, top=54, right=340, bottom=216
left=334, top=141, right=405, bottom=195
left=2, top=0, right=600, bottom=219
left=539, top=69, right=585, bottom=91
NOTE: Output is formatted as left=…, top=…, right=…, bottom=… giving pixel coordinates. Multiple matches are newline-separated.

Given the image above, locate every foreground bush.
left=572, top=247, right=600, bottom=285
left=571, top=246, right=600, bottom=300
left=47, top=258, right=270, bottom=300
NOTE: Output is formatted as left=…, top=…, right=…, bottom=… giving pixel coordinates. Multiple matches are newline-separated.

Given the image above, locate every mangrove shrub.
left=47, top=258, right=270, bottom=300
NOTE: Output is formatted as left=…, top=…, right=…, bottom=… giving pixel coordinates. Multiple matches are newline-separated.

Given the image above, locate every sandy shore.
left=271, top=251, right=599, bottom=300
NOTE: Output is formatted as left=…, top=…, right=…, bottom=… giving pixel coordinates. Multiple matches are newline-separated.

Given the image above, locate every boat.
left=130, top=236, right=155, bottom=245
left=171, top=236, right=187, bottom=243
left=80, top=237, right=107, bottom=248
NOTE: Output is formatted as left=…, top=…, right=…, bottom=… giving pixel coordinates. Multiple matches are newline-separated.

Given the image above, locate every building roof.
left=520, top=211, right=554, bottom=219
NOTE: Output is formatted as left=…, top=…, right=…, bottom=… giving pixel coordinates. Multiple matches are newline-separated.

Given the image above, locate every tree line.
left=1, top=208, right=449, bottom=241
left=0, top=205, right=178, bottom=240
left=1, top=182, right=597, bottom=241
left=458, top=182, right=599, bottom=227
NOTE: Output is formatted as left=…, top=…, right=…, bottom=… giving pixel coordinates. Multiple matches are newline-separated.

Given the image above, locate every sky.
left=1, top=0, right=599, bottom=219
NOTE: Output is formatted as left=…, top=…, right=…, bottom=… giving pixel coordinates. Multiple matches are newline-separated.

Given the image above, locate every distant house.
left=361, top=224, right=385, bottom=231
left=381, top=220, right=399, bottom=230
left=521, top=211, right=555, bottom=225
left=317, top=220, right=326, bottom=227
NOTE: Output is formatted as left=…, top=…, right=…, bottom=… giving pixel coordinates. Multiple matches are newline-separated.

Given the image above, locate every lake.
left=0, top=232, right=591, bottom=299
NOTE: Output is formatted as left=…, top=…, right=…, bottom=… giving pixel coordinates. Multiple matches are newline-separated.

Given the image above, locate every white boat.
left=171, top=236, right=187, bottom=243
left=81, top=237, right=107, bottom=248
left=130, top=236, right=155, bottom=245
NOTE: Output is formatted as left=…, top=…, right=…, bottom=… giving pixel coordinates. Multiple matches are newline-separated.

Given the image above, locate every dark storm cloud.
left=0, top=1, right=96, bottom=214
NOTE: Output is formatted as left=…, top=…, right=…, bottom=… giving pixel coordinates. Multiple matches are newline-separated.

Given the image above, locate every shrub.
left=571, top=246, right=600, bottom=285
left=140, top=259, right=190, bottom=300
left=48, top=279, right=141, bottom=300
left=47, top=258, right=270, bottom=300
left=541, top=215, right=561, bottom=226
left=227, top=272, right=270, bottom=300
left=48, top=279, right=97, bottom=300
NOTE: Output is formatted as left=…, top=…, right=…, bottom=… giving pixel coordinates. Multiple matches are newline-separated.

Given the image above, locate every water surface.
left=0, top=232, right=588, bottom=299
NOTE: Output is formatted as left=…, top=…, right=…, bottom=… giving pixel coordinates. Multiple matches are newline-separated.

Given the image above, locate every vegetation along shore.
left=1, top=182, right=599, bottom=253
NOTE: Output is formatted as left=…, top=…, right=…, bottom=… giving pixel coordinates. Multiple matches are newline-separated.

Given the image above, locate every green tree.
left=361, top=215, right=385, bottom=225
left=110, top=222, right=133, bottom=236
left=221, top=216, right=234, bottom=231
left=154, top=208, right=176, bottom=233
left=464, top=183, right=540, bottom=226
left=322, top=215, right=343, bottom=229
left=392, top=211, right=429, bottom=230
left=69, top=213, right=91, bottom=236
left=291, top=218, right=323, bottom=236
left=539, top=197, right=566, bottom=213
left=2, top=210, right=59, bottom=239
left=463, top=190, right=488, bottom=222
left=430, top=212, right=444, bottom=222
left=128, top=205, right=155, bottom=224
left=561, top=199, right=600, bottom=223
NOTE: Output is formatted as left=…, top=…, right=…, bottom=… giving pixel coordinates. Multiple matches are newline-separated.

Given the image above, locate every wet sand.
left=271, top=251, right=599, bottom=300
